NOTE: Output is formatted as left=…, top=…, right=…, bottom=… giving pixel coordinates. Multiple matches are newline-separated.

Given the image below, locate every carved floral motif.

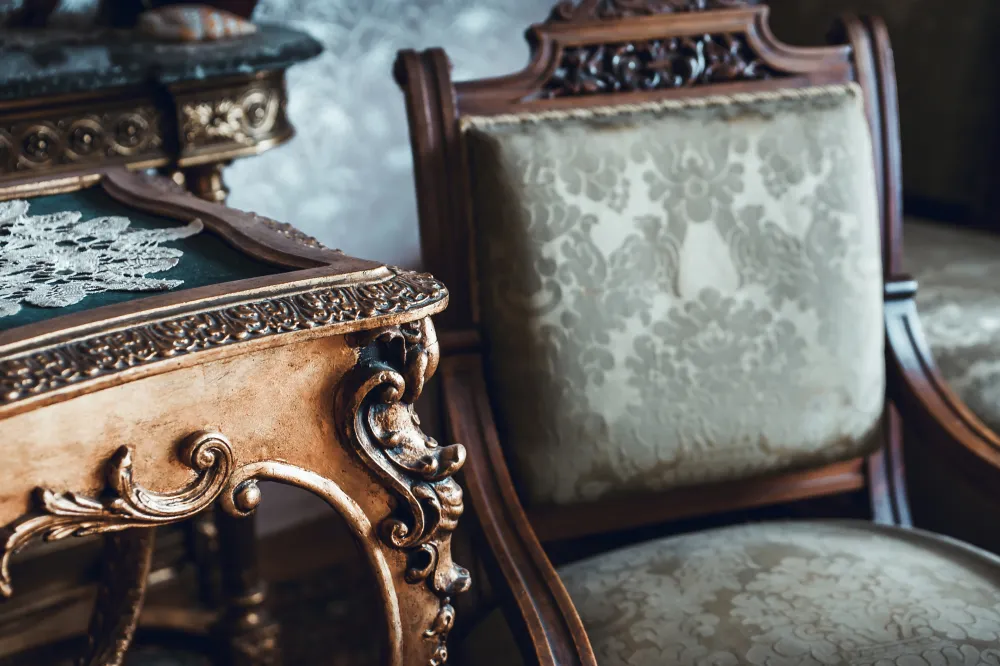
left=340, top=318, right=470, bottom=665
left=544, top=33, right=774, bottom=97
left=181, top=88, right=281, bottom=147
left=0, top=270, right=447, bottom=406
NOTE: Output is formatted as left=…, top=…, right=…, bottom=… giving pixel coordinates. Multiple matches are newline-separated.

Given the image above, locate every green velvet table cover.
left=0, top=187, right=283, bottom=332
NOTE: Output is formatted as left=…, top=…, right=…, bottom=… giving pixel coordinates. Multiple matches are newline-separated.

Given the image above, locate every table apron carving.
left=0, top=316, right=468, bottom=666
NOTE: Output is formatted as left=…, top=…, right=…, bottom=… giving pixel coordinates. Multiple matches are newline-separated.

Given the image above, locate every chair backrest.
left=396, top=0, right=907, bottom=532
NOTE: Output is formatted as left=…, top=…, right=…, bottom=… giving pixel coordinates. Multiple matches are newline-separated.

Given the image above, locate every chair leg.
left=79, top=529, right=156, bottom=666
left=212, top=505, right=280, bottom=666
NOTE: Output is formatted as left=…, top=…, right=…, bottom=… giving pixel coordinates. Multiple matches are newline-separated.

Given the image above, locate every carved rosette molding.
left=0, top=269, right=448, bottom=406
left=0, top=431, right=234, bottom=597
left=0, top=75, right=290, bottom=181
left=0, top=107, right=164, bottom=174
left=340, top=318, right=470, bottom=665
left=549, top=0, right=754, bottom=21
left=544, top=33, right=775, bottom=97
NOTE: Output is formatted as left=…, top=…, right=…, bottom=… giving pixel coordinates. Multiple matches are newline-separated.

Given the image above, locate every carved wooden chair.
left=394, top=0, right=1000, bottom=663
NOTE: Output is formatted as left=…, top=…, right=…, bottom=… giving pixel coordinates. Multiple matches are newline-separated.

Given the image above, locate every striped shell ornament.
left=137, top=4, right=257, bottom=42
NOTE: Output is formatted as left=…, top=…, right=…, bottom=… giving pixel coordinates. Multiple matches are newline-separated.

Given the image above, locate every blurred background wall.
left=766, top=0, right=1000, bottom=230
left=227, top=0, right=556, bottom=267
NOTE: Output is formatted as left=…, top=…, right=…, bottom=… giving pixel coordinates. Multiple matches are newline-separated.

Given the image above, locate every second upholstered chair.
left=395, top=1, right=1000, bottom=663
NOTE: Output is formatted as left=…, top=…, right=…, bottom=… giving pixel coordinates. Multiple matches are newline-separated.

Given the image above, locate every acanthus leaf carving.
left=0, top=431, right=234, bottom=597
left=543, top=32, right=776, bottom=98
left=340, top=317, right=470, bottom=665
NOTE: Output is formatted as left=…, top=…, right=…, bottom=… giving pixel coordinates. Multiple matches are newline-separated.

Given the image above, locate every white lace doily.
left=0, top=199, right=203, bottom=318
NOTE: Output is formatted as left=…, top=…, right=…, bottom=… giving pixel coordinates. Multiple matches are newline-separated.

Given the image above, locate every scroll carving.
left=544, top=33, right=774, bottom=97
left=340, top=318, right=470, bottom=665
left=0, top=431, right=234, bottom=597
left=549, top=0, right=753, bottom=21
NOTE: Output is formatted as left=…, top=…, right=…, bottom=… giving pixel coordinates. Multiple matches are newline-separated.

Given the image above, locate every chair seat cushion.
left=463, top=521, right=1000, bottom=665
left=907, top=219, right=1000, bottom=433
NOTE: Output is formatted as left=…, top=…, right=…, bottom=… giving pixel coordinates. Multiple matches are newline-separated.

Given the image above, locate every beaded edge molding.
left=0, top=268, right=447, bottom=406
left=460, top=82, right=862, bottom=129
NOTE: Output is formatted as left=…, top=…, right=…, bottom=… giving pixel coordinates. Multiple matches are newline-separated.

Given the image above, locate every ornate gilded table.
left=0, top=170, right=468, bottom=665
left=0, top=23, right=321, bottom=201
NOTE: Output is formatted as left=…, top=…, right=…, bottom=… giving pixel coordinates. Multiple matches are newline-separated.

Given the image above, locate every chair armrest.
left=885, top=278, right=1000, bottom=490
left=440, top=354, right=597, bottom=666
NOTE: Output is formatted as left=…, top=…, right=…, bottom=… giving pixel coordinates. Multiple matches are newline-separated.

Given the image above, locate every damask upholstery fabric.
left=907, top=219, right=1000, bottom=433
left=462, top=521, right=1000, bottom=666
left=463, top=85, right=885, bottom=506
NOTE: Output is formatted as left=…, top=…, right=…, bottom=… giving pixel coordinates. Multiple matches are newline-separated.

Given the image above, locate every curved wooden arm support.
left=440, top=354, right=596, bottom=666
left=886, top=278, right=1000, bottom=491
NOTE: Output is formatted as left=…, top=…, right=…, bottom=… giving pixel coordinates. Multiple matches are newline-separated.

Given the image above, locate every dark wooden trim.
left=886, top=279, right=1000, bottom=491
left=394, top=3, right=1000, bottom=659
left=442, top=355, right=596, bottom=666
left=528, top=459, right=866, bottom=543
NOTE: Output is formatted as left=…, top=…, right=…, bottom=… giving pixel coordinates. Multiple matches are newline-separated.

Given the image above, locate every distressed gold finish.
left=78, top=529, right=155, bottom=666
left=0, top=174, right=104, bottom=202
left=340, top=318, right=470, bottom=665
left=0, top=72, right=292, bottom=185
left=0, top=169, right=462, bottom=666
left=172, top=73, right=291, bottom=167
left=1, top=107, right=164, bottom=174
left=221, top=461, right=406, bottom=665
left=182, top=162, right=231, bottom=203
left=0, top=431, right=234, bottom=597
left=0, top=269, right=448, bottom=407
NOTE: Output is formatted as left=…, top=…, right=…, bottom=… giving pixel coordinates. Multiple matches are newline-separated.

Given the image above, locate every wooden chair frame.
left=394, top=2, right=1000, bottom=663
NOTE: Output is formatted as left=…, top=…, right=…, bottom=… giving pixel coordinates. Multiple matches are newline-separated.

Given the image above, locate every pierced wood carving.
left=340, top=317, right=470, bottom=666
left=544, top=33, right=774, bottom=97
left=0, top=431, right=234, bottom=597
left=0, top=269, right=447, bottom=406
left=549, top=0, right=752, bottom=21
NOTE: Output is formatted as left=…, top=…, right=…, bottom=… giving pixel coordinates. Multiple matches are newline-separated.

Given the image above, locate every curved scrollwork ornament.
left=0, top=431, right=234, bottom=597
left=340, top=317, right=470, bottom=665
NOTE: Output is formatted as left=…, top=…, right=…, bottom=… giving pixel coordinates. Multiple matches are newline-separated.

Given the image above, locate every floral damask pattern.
left=907, top=219, right=1000, bottom=433
left=465, top=85, right=884, bottom=505
left=462, top=522, right=1000, bottom=666
left=558, top=522, right=1000, bottom=666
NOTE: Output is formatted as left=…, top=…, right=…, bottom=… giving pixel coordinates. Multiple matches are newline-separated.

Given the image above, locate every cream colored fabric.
left=907, top=219, right=1000, bottom=433
left=464, top=85, right=885, bottom=506
left=462, top=521, right=1000, bottom=666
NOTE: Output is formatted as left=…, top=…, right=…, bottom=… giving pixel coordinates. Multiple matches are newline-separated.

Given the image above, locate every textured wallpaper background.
left=227, top=0, right=552, bottom=268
